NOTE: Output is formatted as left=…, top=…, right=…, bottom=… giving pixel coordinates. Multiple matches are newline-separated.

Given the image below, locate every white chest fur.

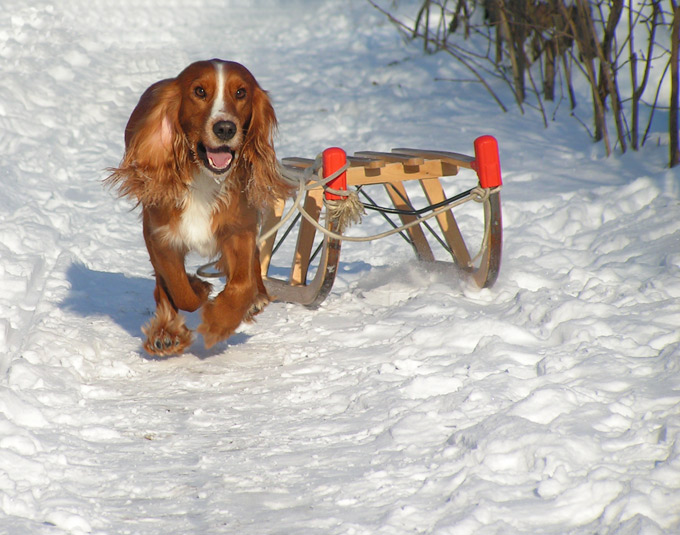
left=161, top=173, right=223, bottom=257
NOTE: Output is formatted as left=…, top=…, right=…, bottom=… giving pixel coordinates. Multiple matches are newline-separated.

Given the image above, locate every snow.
left=1, top=0, right=679, bottom=533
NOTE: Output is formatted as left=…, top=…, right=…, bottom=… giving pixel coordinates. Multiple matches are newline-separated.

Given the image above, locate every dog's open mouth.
left=197, top=143, right=235, bottom=174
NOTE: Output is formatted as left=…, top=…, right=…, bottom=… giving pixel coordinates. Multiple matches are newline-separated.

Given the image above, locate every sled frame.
left=260, top=139, right=503, bottom=308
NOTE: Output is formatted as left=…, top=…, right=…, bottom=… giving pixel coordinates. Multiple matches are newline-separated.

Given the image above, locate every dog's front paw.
left=197, top=301, right=234, bottom=350
left=142, top=304, right=193, bottom=356
left=244, top=293, right=270, bottom=323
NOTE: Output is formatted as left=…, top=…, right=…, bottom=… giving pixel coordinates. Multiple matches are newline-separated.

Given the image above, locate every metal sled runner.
left=249, top=135, right=503, bottom=308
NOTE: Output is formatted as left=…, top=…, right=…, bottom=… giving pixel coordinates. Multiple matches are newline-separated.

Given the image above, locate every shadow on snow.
left=59, top=262, right=251, bottom=358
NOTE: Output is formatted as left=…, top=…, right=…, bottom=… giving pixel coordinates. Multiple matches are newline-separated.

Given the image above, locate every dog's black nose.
left=213, top=120, right=237, bottom=141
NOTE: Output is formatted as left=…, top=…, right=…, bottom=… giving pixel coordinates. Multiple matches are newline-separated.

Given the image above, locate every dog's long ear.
left=105, top=79, right=190, bottom=205
left=240, top=85, right=292, bottom=208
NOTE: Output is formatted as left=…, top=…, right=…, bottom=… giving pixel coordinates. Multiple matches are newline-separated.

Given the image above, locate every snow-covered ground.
left=1, top=1, right=679, bottom=533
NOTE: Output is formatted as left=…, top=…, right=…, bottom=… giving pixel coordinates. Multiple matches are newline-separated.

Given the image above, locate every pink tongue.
left=208, top=150, right=233, bottom=170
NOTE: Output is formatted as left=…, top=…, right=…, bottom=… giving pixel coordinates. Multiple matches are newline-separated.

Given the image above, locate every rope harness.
left=197, top=154, right=501, bottom=279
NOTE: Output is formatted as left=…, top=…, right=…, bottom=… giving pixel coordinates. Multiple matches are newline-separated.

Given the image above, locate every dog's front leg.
left=143, top=229, right=212, bottom=356
left=198, top=230, right=261, bottom=349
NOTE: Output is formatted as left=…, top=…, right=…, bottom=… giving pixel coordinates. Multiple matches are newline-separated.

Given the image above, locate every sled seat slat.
left=354, top=151, right=425, bottom=166
left=281, top=157, right=315, bottom=169
left=345, top=159, right=459, bottom=186
left=281, top=156, right=386, bottom=170
left=348, top=155, right=385, bottom=168
left=391, top=148, right=475, bottom=170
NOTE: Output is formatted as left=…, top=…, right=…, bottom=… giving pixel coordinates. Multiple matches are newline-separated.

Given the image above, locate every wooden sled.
left=259, top=135, right=503, bottom=308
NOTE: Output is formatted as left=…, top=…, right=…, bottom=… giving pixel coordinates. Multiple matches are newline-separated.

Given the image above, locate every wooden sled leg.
left=420, top=177, right=471, bottom=268
left=384, top=182, right=435, bottom=262
left=263, top=148, right=346, bottom=308
left=263, top=201, right=342, bottom=308
left=468, top=136, right=502, bottom=288
left=469, top=191, right=502, bottom=288
left=290, top=188, right=324, bottom=286
left=259, top=198, right=286, bottom=278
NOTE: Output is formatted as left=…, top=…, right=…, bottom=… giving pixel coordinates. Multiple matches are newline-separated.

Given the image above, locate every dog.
left=106, top=59, right=290, bottom=356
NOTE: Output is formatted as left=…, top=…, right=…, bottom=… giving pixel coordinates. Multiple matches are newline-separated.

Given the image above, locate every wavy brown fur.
left=105, top=80, right=193, bottom=207
left=236, top=85, right=293, bottom=208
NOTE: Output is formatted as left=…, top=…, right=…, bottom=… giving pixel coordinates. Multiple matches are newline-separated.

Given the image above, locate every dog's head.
left=110, top=59, right=289, bottom=207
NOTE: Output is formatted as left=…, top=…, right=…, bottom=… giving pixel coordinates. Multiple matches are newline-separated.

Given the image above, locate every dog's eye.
left=235, top=88, right=247, bottom=100
left=194, top=86, right=207, bottom=99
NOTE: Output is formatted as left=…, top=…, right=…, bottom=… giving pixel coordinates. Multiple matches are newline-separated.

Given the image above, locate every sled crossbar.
left=259, top=135, right=503, bottom=308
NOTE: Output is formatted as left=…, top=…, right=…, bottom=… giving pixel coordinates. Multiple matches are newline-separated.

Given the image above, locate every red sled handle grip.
left=472, top=135, right=503, bottom=189
left=322, top=147, right=348, bottom=201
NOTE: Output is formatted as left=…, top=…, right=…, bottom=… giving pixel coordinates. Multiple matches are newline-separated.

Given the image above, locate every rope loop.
left=198, top=157, right=501, bottom=277
left=263, top=159, right=502, bottom=245
left=470, top=185, right=502, bottom=203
